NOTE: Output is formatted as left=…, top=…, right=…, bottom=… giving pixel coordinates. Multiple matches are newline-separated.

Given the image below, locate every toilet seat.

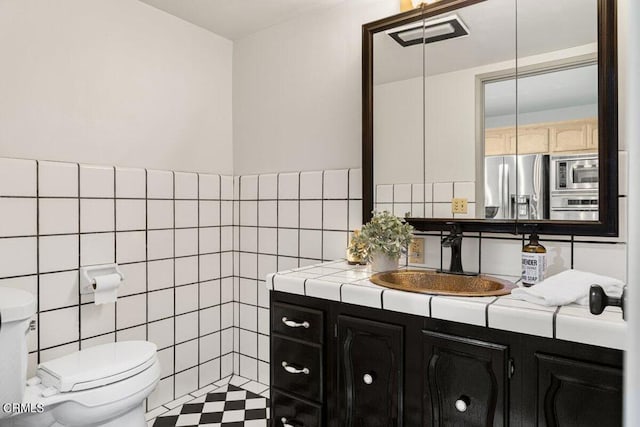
left=36, top=341, right=157, bottom=394
left=17, top=358, right=161, bottom=426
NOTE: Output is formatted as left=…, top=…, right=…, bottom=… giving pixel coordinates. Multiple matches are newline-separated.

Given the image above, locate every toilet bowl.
left=0, top=287, right=161, bottom=427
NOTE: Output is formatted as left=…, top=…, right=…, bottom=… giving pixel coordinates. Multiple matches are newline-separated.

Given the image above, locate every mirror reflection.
left=373, top=0, right=598, bottom=222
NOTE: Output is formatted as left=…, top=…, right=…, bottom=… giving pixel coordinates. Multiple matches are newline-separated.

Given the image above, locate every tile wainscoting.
left=0, top=157, right=235, bottom=410
left=232, top=169, right=363, bottom=383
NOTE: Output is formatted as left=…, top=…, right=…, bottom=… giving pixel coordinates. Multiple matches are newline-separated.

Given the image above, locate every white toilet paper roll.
left=93, top=273, right=122, bottom=305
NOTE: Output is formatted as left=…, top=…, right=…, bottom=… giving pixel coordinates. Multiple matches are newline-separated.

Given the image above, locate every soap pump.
left=521, top=233, right=546, bottom=287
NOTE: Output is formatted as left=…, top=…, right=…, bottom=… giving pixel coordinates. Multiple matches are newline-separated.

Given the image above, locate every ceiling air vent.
left=388, top=14, right=469, bottom=47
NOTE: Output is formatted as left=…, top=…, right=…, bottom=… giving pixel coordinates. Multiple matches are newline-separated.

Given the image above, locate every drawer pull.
left=282, top=361, right=310, bottom=375
left=455, top=395, right=470, bottom=412
left=282, top=317, right=310, bottom=329
left=281, top=417, right=299, bottom=427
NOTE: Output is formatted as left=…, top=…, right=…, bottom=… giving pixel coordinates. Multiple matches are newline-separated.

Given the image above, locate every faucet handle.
left=445, top=222, right=462, bottom=235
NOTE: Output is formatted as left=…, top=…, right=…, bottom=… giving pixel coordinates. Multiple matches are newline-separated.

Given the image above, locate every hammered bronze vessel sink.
left=370, top=269, right=516, bottom=297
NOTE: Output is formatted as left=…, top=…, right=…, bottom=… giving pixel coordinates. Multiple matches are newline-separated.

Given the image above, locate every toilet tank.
left=0, top=287, right=37, bottom=418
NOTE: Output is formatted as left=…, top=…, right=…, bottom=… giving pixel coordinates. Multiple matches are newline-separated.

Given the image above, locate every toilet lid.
left=37, top=341, right=157, bottom=392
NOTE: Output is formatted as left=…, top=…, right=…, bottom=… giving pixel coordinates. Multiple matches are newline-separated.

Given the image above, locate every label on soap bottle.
left=522, top=253, right=546, bottom=286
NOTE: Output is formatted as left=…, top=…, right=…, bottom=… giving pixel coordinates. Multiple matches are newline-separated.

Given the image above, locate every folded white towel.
left=511, top=269, right=624, bottom=307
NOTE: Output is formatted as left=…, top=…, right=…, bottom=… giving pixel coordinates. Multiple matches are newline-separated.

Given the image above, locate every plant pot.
left=370, top=252, right=399, bottom=272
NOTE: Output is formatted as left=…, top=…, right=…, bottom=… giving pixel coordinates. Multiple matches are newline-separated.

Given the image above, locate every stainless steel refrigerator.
left=484, top=154, right=549, bottom=220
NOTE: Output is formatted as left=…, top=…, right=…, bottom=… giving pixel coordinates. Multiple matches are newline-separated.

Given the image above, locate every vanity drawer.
left=271, top=390, right=322, bottom=427
left=272, top=302, right=323, bottom=343
left=272, top=336, right=322, bottom=402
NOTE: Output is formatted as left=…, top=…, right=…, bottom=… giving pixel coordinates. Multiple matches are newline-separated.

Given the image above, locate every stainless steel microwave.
left=550, top=154, right=599, bottom=192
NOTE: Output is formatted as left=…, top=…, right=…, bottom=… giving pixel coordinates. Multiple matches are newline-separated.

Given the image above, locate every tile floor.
left=147, top=375, right=270, bottom=426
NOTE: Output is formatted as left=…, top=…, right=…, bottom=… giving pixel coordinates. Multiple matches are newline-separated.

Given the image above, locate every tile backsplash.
left=375, top=181, right=477, bottom=219
left=0, top=157, right=628, bottom=406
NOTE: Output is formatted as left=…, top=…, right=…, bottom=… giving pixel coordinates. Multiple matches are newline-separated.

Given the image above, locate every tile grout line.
left=552, top=306, right=561, bottom=339
left=237, top=176, right=242, bottom=378
left=144, top=169, right=149, bottom=413
left=76, top=163, right=81, bottom=352
left=196, top=173, right=201, bottom=390
left=35, top=161, right=41, bottom=365
left=112, top=166, right=117, bottom=344
left=256, top=176, right=261, bottom=381
left=218, top=175, right=223, bottom=382
left=172, top=171, right=177, bottom=400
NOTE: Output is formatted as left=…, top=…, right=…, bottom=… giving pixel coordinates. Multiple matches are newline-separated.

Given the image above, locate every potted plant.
left=349, top=211, right=414, bottom=272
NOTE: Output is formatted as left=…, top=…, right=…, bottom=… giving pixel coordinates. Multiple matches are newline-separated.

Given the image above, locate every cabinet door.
left=587, top=118, right=599, bottom=150
left=536, top=353, right=622, bottom=427
left=422, top=331, right=509, bottom=427
left=550, top=121, right=590, bottom=152
left=485, top=129, right=509, bottom=156
left=337, top=315, right=403, bottom=427
left=511, top=127, right=549, bottom=154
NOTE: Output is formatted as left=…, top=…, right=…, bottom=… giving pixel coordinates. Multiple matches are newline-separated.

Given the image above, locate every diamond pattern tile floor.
left=152, top=384, right=269, bottom=427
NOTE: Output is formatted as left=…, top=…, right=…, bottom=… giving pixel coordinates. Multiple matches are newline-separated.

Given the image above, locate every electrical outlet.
left=408, top=237, right=425, bottom=264
left=451, top=198, right=468, bottom=214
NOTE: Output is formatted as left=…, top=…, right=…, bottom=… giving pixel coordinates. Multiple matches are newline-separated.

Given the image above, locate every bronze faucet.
left=441, top=223, right=464, bottom=274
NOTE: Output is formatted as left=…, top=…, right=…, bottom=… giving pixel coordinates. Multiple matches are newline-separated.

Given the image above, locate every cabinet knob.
left=363, top=372, right=376, bottom=385
left=282, top=316, right=310, bottom=329
left=455, top=395, right=471, bottom=412
left=281, top=417, right=298, bottom=427
left=282, top=361, right=310, bottom=375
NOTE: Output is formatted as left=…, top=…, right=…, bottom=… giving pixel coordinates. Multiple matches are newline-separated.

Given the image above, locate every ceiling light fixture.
left=387, top=14, right=469, bottom=47
left=400, top=0, right=441, bottom=12
left=411, top=0, right=441, bottom=7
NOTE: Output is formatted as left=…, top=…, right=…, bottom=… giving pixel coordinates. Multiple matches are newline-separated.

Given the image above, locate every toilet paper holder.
left=80, top=264, right=125, bottom=294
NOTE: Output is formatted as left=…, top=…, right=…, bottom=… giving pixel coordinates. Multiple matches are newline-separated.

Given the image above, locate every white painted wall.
left=0, top=0, right=233, bottom=174
left=232, top=0, right=398, bottom=176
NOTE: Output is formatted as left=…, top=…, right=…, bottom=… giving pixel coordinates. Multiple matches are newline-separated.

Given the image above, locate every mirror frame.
left=362, top=0, right=618, bottom=236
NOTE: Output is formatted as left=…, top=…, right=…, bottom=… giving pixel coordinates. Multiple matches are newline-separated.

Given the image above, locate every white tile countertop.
left=266, top=260, right=627, bottom=351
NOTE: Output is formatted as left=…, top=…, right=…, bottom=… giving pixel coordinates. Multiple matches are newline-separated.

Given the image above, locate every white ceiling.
left=138, top=0, right=345, bottom=40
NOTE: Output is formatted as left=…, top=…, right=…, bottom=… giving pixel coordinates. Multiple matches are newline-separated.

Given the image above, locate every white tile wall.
left=0, top=157, right=233, bottom=412
left=2, top=158, right=627, bottom=408
left=375, top=181, right=477, bottom=219
left=235, top=168, right=362, bottom=385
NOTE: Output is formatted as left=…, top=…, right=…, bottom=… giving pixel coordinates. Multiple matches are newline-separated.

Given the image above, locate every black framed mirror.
left=362, top=0, right=618, bottom=236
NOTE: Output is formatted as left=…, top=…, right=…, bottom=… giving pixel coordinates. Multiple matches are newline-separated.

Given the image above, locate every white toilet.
left=0, top=287, right=161, bottom=427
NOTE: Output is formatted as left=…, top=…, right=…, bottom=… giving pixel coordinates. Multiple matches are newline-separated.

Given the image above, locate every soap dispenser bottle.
left=521, top=233, right=546, bottom=287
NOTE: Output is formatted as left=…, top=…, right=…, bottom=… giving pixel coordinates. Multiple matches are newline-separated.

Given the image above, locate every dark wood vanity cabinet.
left=270, top=301, right=326, bottom=427
left=422, top=331, right=509, bottom=426
left=270, top=291, right=623, bottom=427
left=337, top=315, right=404, bottom=427
left=534, top=354, right=623, bottom=427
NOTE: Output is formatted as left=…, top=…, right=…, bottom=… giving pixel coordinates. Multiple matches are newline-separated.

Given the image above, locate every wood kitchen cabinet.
left=485, top=118, right=597, bottom=156
left=549, top=120, right=591, bottom=152
left=509, top=127, right=549, bottom=155
left=270, top=291, right=623, bottom=427
left=485, top=128, right=513, bottom=156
